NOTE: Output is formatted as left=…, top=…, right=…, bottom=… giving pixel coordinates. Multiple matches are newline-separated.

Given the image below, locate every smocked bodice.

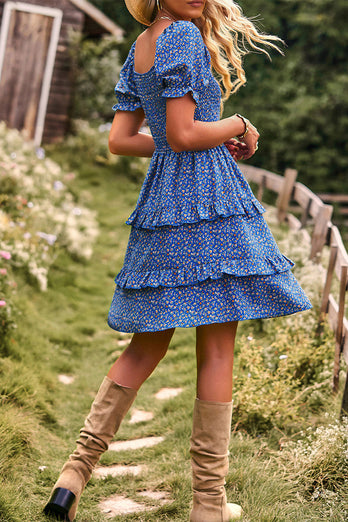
left=113, top=21, right=266, bottom=229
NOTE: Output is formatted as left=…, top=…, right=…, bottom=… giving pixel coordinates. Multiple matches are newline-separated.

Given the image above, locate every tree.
left=228, top=0, right=348, bottom=193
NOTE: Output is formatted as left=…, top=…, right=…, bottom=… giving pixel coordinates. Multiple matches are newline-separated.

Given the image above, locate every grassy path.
left=1, top=147, right=347, bottom=521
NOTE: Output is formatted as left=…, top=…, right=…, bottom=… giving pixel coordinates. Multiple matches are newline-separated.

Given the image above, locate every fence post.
left=317, top=244, right=337, bottom=335
left=257, top=174, right=267, bottom=202
left=310, top=204, right=333, bottom=261
left=276, top=168, right=297, bottom=223
left=332, top=265, right=348, bottom=393
left=341, top=366, right=348, bottom=418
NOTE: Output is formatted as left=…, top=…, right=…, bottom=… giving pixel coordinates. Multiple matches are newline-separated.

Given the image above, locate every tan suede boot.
left=189, top=399, right=242, bottom=522
left=44, top=377, right=137, bottom=521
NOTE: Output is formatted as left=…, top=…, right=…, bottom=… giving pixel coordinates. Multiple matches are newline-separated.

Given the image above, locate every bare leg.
left=107, top=328, right=175, bottom=390
left=190, top=321, right=242, bottom=521
left=196, top=321, right=238, bottom=402
left=44, top=328, right=175, bottom=520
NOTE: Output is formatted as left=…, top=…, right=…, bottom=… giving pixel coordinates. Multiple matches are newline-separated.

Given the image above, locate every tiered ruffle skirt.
left=108, top=146, right=312, bottom=333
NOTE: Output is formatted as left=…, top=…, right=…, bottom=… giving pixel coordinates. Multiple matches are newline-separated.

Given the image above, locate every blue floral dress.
left=107, top=20, right=312, bottom=333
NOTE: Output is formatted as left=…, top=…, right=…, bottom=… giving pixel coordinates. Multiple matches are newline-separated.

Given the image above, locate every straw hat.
left=124, top=0, right=158, bottom=26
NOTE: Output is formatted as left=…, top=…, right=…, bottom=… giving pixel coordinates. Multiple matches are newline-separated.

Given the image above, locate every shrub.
left=277, top=417, right=348, bottom=498
left=0, top=251, right=16, bottom=355
left=69, top=32, right=121, bottom=121
left=0, top=122, right=99, bottom=291
left=234, top=320, right=334, bottom=434
left=63, top=119, right=150, bottom=182
left=233, top=208, right=336, bottom=433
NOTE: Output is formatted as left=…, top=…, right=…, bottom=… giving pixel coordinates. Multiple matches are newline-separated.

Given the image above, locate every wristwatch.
left=235, top=113, right=249, bottom=140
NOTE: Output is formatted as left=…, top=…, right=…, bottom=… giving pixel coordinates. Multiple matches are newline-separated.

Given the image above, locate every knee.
left=127, top=329, right=174, bottom=362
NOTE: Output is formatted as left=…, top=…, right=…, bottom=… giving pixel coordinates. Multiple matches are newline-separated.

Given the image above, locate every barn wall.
left=0, top=0, right=84, bottom=143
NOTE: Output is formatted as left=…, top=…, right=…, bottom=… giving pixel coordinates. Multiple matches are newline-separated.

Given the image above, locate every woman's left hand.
left=224, top=139, right=249, bottom=161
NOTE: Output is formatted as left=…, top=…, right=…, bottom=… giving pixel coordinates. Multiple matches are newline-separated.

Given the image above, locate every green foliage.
left=59, top=119, right=150, bottom=183
left=69, top=33, right=121, bottom=121
left=0, top=403, right=34, bottom=474
left=234, top=321, right=334, bottom=434
left=0, top=123, right=99, bottom=358
left=227, top=0, right=348, bottom=194
left=89, top=0, right=140, bottom=34
left=0, top=255, right=16, bottom=355
left=277, top=417, right=348, bottom=499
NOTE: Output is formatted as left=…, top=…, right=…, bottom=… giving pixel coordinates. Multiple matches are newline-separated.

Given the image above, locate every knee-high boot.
left=44, top=376, right=137, bottom=521
left=189, top=399, right=242, bottom=522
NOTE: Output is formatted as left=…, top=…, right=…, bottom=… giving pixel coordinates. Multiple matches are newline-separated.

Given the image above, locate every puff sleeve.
left=113, top=43, right=142, bottom=112
left=155, top=21, right=210, bottom=104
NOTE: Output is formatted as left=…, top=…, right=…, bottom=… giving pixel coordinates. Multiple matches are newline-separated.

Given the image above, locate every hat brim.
left=124, top=0, right=154, bottom=26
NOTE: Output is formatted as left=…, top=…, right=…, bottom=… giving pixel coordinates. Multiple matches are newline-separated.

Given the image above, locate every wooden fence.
left=239, top=165, right=348, bottom=417
left=318, top=194, right=348, bottom=243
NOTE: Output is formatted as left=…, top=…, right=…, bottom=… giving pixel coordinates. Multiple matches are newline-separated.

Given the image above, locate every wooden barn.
left=0, top=0, right=123, bottom=145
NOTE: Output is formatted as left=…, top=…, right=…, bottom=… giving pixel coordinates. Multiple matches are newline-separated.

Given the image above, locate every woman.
left=44, top=1, right=312, bottom=520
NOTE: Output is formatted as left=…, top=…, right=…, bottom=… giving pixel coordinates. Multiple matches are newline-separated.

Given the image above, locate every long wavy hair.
left=146, top=0, right=282, bottom=101
left=195, top=0, right=283, bottom=100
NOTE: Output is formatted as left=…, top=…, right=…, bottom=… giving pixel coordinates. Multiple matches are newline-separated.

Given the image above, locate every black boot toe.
left=43, top=488, right=76, bottom=520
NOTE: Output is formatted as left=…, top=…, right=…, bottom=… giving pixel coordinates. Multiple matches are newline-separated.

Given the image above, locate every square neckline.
left=133, top=20, right=180, bottom=76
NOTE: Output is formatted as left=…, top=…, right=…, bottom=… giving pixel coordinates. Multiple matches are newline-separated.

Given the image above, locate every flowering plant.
left=0, top=249, right=16, bottom=353
left=0, top=122, right=99, bottom=291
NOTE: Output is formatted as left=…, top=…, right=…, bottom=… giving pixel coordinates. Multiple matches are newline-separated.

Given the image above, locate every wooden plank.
left=337, top=265, right=347, bottom=343
left=0, top=11, right=53, bottom=139
left=44, top=113, right=69, bottom=122
left=277, top=168, right=297, bottom=222
left=300, top=198, right=313, bottom=228
left=310, top=204, right=333, bottom=261
left=293, top=182, right=324, bottom=217
left=343, top=322, right=348, bottom=366
left=319, top=194, right=348, bottom=204
left=69, top=0, right=124, bottom=39
left=329, top=226, right=348, bottom=279
left=332, top=265, right=348, bottom=393
left=239, top=165, right=284, bottom=194
left=319, top=245, right=338, bottom=317
left=341, top=369, right=348, bottom=417
left=286, top=213, right=302, bottom=231
left=257, top=174, right=266, bottom=201
left=327, top=294, right=339, bottom=332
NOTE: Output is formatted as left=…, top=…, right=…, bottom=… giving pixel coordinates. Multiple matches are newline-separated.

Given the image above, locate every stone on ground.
left=93, top=464, right=143, bottom=479
left=58, top=374, right=75, bottom=385
left=129, top=409, right=154, bottom=424
left=139, top=490, right=171, bottom=502
left=108, top=436, right=164, bottom=452
left=99, top=495, right=146, bottom=517
left=117, top=338, right=130, bottom=347
left=99, top=491, right=171, bottom=518
left=155, top=387, right=183, bottom=400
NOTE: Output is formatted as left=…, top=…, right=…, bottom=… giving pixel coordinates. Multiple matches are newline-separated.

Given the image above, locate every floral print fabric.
left=108, top=21, right=312, bottom=333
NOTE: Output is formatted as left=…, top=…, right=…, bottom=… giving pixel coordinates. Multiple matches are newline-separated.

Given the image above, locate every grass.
left=0, top=141, right=347, bottom=521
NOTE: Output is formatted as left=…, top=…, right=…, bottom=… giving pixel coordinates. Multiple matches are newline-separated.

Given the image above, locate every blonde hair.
left=194, top=0, right=283, bottom=100
left=133, top=0, right=282, bottom=102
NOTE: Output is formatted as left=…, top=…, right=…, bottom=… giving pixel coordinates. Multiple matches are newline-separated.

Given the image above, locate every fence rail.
left=239, top=165, right=348, bottom=417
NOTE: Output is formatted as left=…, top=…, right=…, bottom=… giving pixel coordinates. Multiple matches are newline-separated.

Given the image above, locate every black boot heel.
left=43, top=488, right=76, bottom=520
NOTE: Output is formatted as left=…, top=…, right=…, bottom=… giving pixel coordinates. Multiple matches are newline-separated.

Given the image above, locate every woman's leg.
left=196, top=321, right=238, bottom=401
left=190, top=321, right=242, bottom=522
left=108, top=328, right=175, bottom=389
left=44, top=328, right=175, bottom=521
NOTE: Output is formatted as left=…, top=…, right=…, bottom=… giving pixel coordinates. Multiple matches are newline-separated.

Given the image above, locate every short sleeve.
left=113, top=43, right=142, bottom=112
left=155, top=21, right=210, bottom=104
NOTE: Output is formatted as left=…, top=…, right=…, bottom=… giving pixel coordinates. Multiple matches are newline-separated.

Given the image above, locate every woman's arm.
left=108, top=108, right=155, bottom=157
left=166, top=94, right=259, bottom=159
